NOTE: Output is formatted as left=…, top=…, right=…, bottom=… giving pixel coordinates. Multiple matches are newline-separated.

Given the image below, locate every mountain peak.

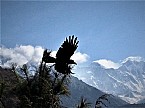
left=122, top=56, right=145, bottom=64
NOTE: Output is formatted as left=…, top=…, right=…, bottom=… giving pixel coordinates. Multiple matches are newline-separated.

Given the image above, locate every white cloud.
left=0, top=45, right=44, bottom=67
left=0, top=45, right=88, bottom=67
left=50, top=51, right=57, bottom=58
left=71, top=52, right=89, bottom=64
left=93, top=59, right=121, bottom=69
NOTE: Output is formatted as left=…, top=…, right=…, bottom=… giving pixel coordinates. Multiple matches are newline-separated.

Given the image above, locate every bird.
left=42, top=35, right=79, bottom=74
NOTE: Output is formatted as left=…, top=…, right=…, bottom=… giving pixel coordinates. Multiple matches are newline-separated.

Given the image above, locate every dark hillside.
left=0, top=66, right=20, bottom=108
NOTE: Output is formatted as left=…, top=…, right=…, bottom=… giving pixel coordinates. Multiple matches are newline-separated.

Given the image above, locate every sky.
left=1, top=1, right=145, bottom=67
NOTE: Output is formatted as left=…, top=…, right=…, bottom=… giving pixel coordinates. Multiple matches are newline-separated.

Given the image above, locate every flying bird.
left=42, top=35, right=79, bottom=74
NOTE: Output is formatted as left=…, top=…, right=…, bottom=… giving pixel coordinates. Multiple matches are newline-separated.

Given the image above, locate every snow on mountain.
left=61, top=76, right=127, bottom=107
left=73, top=57, right=145, bottom=104
left=121, top=56, right=145, bottom=64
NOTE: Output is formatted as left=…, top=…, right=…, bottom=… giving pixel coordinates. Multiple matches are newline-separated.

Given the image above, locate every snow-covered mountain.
left=73, top=57, right=145, bottom=104
left=61, top=76, right=127, bottom=107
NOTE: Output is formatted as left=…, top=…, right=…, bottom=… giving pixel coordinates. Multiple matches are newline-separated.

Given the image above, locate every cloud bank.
left=0, top=45, right=44, bottom=67
left=0, top=45, right=89, bottom=67
left=93, top=59, right=121, bottom=69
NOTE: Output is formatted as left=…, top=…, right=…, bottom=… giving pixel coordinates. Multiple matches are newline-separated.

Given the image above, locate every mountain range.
left=73, top=56, right=145, bottom=104
left=1, top=55, right=145, bottom=107
left=61, top=76, right=127, bottom=107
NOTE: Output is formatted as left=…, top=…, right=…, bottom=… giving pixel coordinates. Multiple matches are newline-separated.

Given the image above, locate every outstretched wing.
left=56, top=35, right=79, bottom=62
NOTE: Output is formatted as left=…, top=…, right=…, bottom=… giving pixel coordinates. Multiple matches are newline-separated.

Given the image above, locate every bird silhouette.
left=42, top=35, right=79, bottom=74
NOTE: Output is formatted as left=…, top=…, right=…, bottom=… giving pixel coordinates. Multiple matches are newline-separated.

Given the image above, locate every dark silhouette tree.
left=15, top=35, right=78, bottom=108
left=0, top=81, right=6, bottom=108
left=95, top=94, right=110, bottom=108
left=76, top=97, right=91, bottom=108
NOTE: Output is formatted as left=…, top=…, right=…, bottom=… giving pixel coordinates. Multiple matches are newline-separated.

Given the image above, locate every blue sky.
left=1, top=1, right=145, bottom=63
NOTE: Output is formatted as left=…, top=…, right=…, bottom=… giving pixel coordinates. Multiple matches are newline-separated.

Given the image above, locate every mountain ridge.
left=73, top=56, right=145, bottom=104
